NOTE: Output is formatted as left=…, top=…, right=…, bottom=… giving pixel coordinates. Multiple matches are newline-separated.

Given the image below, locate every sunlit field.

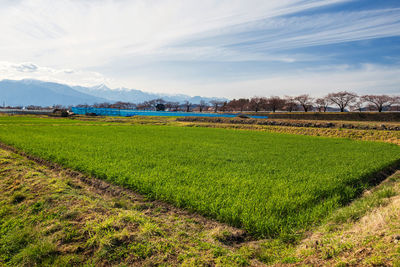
left=0, top=117, right=399, bottom=237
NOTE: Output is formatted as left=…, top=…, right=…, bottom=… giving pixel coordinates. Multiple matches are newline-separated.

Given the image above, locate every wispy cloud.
left=161, top=8, right=400, bottom=62
left=0, top=0, right=355, bottom=66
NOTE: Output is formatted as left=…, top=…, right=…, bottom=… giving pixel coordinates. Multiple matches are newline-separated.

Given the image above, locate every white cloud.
left=14, top=63, right=38, bottom=72
left=0, top=61, right=109, bottom=86
left=0, top=0, right=354, bottom=67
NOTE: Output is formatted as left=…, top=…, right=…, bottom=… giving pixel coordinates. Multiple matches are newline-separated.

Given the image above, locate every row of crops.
left=0, top=117, right=399, bottom=237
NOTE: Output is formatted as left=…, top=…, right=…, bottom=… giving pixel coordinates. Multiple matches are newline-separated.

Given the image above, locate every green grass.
left=0, top=118, right=399, bottom=238
left=0, top=115, right=105, bottom=125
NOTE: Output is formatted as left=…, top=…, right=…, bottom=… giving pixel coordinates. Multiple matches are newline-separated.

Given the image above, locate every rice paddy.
left=0, top=116, right=399, bottom=238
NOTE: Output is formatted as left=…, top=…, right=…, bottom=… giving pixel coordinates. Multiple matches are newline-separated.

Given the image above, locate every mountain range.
left=0, top=79, right=226, bottom=107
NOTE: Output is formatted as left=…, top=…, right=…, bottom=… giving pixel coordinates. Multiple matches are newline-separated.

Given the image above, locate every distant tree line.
left=226, top=92, right=400, bottom=113
left=72, top=91, right=400, bottom=113
left=76, top=99, right=228, bottom=113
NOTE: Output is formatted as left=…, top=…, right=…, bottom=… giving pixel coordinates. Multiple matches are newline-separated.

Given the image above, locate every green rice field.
left=0, top=116, right=399, bottom=237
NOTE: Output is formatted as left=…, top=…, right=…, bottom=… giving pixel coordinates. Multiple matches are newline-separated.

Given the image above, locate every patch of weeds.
left=113, top=199, right=129, bottom=209
left=329, top=185, right=397, bottom=224
left=61, top=225, right=81, bottom=243
left=44, top=223, right=63, bottom=236
left=283, top=256, right=300, bottom=263
left=279, top=232, right=300, bottom=244
left=0, top=204, right=11, bottom=218
left=211, top=229, right=232, bottom=243
left=153, top=206, right=167, bottom=213
left=31, top=201, right=44, bottom=213
left=61, top=210, right=80, bottom=221
left=154, top=240, right=174, bottom=255
left=238, top=245, right=256, bottom=259
left=376, top=187, right=397, bottom=198
left=364, top=255, right=385, bottom=266
left=66, top=179, right=82, bottom=189
left=216, top=253, right=249, bottom=266
left=140, top=221, right=163, bottom=237
left=0, top=227, right=35, bottom=262
left=128, top=242, right=154, bottom=260
left=25, top=171, right=40, bottom=178
left=335, top=260, right=349, bottom=267
left=53, top=254, right=84, bottom=266
left=178, top=230, right=189, bottom=238
left=0, top=158, right=11, bottom=164
left=132, top=203, right=152, bottom=211
left=11, top=238, right=58, bottom=266
left=96, top=235, right=133, bottom=262
left=44, top=195, right=56, bottom=205
left=255, top=239, right=296, bottom=264
left=320, top=240, right=353, bottom=260
left=212, top=246, right=227, bottom=257
left=119, top=212, right=144, bottom=225
left=84, top=216, right=127, bottom=250
left=180, top=256, right=209, bottom=266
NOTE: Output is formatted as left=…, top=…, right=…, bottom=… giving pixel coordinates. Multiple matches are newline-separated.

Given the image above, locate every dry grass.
left=179, top=121, right=400, bottom=145
left=296, top=171, right=400, bottom=266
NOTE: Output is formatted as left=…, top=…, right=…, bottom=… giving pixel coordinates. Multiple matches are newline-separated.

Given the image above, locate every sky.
left=0, top=0, right=399, bottom=98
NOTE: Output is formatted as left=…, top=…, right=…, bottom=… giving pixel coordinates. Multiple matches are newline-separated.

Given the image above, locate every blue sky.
left=0, top=0, right=399, bottom=97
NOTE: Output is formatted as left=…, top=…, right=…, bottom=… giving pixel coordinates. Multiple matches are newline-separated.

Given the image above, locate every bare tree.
left=210, top=100, right=224, bottom=112
left=138, top=101, right=152, bottom=110
left=284, top=96, right=298, bottom=112
left=136, top=102, right=147, bottom=110
left=198, top=100, right=208, bottom=112
left=165, top=101, right=180, bottom=111
left=362, top=95, right=396, bottom=112
left=26, top=105, right=43, bottom=110
left=219, top=101, right=229, bottom=112
left=76, top=104, right=91, bottom=108
left=183, top=101, right=192, bottom=112
left=249, top=97, right=267, bottom=112
left=266, top=96, right=286, bottom=113
left=392, top=96, right=400, bottom=111
left=294, top=94, right=313, bottom=112
left=327, top=91, right=357, bottom=112
left=315, top=97, right=329, bottom=112
left=139, top=98, right=165, bottom=110
left=237, top=98, right=250, bottom=112
left=227, top=98, right=249, bottom=112
left=111, top=101, right=136, bottom=109
left=351, top=99, right=365, bottom=112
